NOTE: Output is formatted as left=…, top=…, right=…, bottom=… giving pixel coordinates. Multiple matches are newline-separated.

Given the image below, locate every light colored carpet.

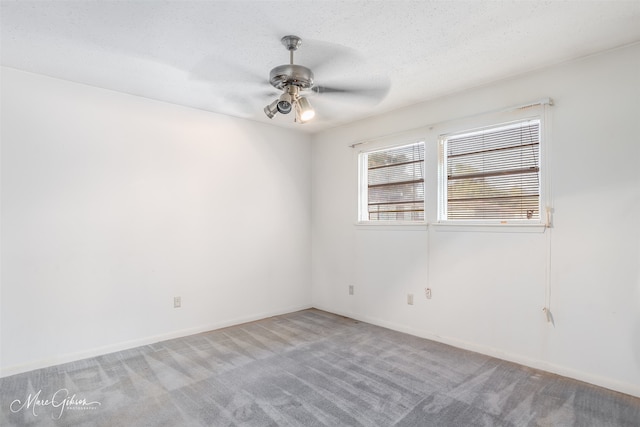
left=1, top=309, right=638, bottom=426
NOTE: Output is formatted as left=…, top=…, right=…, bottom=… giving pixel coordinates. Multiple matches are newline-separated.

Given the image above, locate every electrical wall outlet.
left=174, top=296, right=181, bottom=308
left=425, top=288, right=432, bottom=299
left=407, top=293, right=414, bottom=305
left=349, top=285, right=354, bottom=295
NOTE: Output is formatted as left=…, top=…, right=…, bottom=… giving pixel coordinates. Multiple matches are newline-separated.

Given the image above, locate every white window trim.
left=435, top=101, right=552, bottom=229
left=350, top=98, right=552, bottom=231
left=356, top=137, right=427, bottom=225
left=430, top=222, right=547, bottom=233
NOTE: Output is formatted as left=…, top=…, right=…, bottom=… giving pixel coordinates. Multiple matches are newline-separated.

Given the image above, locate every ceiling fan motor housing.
left=269, top=64, right=314, bottom=90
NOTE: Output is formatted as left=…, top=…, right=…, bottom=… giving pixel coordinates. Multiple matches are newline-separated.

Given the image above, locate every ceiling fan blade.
left=190, top=54, right=267, bottom=86
left=311, top=80, right=390, bottom=102
left=300, top=42, right=360, bottom=71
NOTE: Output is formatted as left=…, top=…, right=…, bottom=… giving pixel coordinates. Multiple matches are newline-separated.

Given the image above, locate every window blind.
left=366, top=142, right=425, bottom=221
left=444, top=120, right=540, bottom=220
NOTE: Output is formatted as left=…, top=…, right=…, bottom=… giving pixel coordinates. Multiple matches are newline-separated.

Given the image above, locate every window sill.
left=432, top=221, right=547, bottom=233
left=355, top=221, right=428, bottom=231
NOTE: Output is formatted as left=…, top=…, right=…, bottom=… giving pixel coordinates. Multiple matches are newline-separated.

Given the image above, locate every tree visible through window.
left=360, top=142, right=425, bottom=221
left=439, top=119, right=541, bottom=221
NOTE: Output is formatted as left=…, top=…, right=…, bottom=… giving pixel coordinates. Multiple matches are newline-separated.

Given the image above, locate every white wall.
left=0, top=67, right=312, bottom=375
left=311, top=43, right=640, bottom=397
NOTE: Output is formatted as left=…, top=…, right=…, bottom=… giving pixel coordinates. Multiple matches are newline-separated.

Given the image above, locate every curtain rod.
left=349, top=97, right=553, bottom=149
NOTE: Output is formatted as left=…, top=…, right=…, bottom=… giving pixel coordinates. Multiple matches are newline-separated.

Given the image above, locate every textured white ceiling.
left=2, top=1, right=640, bottom=133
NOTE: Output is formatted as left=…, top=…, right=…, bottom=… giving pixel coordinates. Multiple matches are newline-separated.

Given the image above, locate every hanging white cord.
left=542, top=100, right=554, bottom=325
left=426, top=221, right=431, bottom=295
left=543, top=207, right=554, bottom=324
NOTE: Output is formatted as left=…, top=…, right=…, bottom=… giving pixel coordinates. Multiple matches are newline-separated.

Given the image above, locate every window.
left=438, top=119, right=541, bottom=222
left=359, top=141, right=425, bottom=222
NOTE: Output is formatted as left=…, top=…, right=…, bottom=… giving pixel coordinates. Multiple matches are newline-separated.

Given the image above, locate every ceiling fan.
left=263, top=35, right=388, bottom=124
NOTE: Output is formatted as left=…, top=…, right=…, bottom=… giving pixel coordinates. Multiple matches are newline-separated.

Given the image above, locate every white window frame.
left=436, top=103, right=549, bottom=228
left=357, top=140, right=426, bottom=225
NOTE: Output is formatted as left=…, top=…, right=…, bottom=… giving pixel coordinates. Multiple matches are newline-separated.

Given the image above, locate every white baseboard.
left=312, top=304, right=640, bottom=399
left=0, top=304, right=313, bottom=378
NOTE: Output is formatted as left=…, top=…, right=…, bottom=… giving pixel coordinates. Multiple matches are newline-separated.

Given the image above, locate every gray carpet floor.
left=1, top=309, right=639, bottom=426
